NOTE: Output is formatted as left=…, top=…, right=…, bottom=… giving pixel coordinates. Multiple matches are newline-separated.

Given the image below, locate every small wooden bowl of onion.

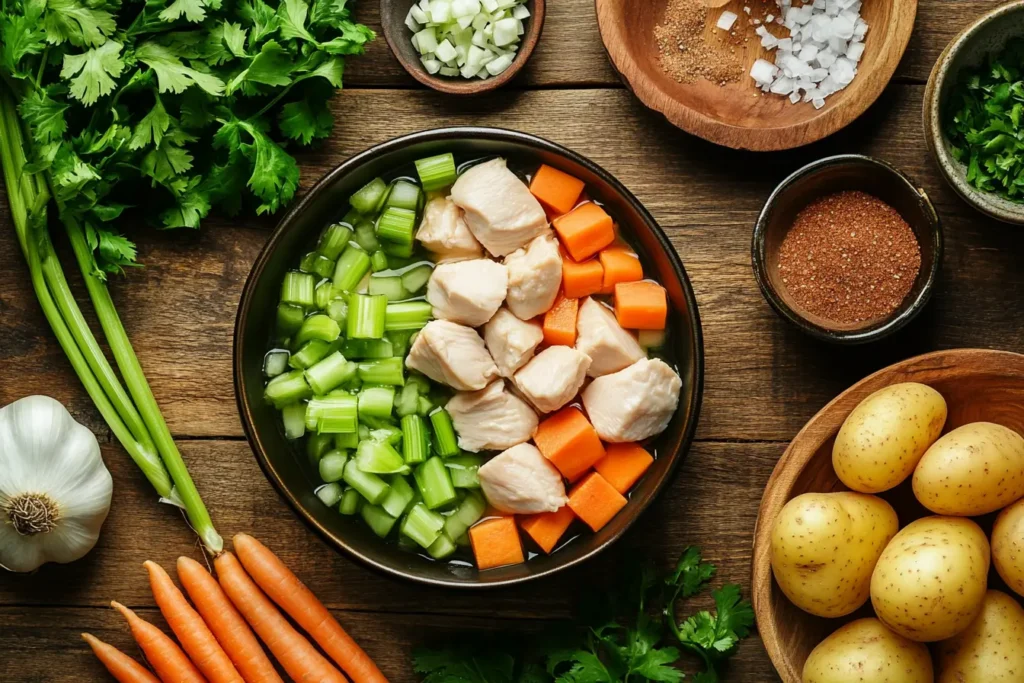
left=380, top=0, right=545, bottom=95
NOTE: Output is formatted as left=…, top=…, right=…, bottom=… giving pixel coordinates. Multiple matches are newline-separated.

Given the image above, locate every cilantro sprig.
left=413, top=548, right=754, bottom=683
left=944, top=38, right=1024, bottom=202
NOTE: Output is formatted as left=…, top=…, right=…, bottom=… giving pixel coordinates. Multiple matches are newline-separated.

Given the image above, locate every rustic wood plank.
left=0, top=439, right=778, bottom=681
left=343, top=0, right=1006, bottom=88
left=3, top=85, right=1022, bottom=443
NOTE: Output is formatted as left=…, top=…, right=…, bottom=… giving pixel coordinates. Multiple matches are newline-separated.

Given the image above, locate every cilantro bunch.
left=1, top=0, right=373, bottom=274
left=944, top=38, right=1024, bottom=202
left=414, top=547, right=754, bottom=683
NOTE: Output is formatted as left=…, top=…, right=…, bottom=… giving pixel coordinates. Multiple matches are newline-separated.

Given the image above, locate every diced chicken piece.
left=446, top=380, right=538, bottom=452
left=426, top=259, right=507, bottom=327
left=575, top=297, right=645, bottom=377
left=483, top=307, right=544, bottom=377
left=415, top=196, right=483, bottom=262
left=450, top=158, right=549, bottom=257
left=503, top=233, right=562, bottom=320
left=514, top=346, right=591, bottom=413
left=406, top=320, right=498, bottom=391
left=478, top=443, right=567, bottom=514
left=582, top=358, right=682, bottom=442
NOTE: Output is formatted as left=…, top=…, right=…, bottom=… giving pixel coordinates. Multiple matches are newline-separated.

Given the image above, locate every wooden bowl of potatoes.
left=751, top=348, right=1024, bottom=683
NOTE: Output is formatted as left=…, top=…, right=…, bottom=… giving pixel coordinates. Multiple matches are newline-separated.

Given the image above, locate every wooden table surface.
left=2, top=1, right=1023, bottom=680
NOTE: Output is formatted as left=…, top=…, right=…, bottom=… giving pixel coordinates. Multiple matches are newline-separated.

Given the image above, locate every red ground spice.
left=777, top=191, right=921, bottom=326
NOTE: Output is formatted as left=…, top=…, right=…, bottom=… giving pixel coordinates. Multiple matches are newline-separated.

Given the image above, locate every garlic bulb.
left=0, top=396, right=113, bottom=572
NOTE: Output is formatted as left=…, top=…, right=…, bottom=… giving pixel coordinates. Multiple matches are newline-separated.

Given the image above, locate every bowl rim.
left=751, top=153, right=943, bottom=345
left=923, top=0, right=1024, bottom=225
left=749, top=347, right=1024, bottom=683
left=233, top=126, right=706, bottom=588
left=594, top=0, right=919, bottom=151
left=379, top=0, right=546, bottom=95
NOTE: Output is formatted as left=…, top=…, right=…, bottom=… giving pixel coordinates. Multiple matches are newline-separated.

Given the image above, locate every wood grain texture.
left=752, top=349, right=1024, bottom=683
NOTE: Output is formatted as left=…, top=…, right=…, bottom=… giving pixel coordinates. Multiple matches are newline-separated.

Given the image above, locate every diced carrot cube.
left=614, top=281, right=667, bottom=330
left=553, top=202, right=615, bottom=262
left=530, top=164, right=585, bottom=216
left=542, top=294, right=578, bottom=346
left=562, top=256, right=604, bottom=299
left=593, top=443, right=654, bottom=494
left=534, top=407, right=605, bottom=481
left=599, top=248, right=643, bottom=294
left=469, top=517, right=524, bottom=570
left=519, top=506, right=576, bottom=554
left=568, top=472, right=628, bottom=532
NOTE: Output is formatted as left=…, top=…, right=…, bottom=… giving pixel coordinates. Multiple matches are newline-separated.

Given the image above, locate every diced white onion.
left=485, top=53, right=513, bottom=75
left=717, top=11, right=738, bottom=31
left=421, top=57, right=442, bottom=74
left=511, top=4, right=529, bottom=19
left=409, top=0, right=529, bottom=80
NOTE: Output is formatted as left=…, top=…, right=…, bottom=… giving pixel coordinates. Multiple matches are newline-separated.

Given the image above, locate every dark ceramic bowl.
left=234, top=127, right=704, bottom=588
left=751, top=155, right=942, bottom=345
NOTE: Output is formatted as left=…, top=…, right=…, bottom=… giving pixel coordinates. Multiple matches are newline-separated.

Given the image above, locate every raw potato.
left=802, top=618, right=933, bottom=683
left=871, top=516, right=990, bottom=642
left=912, top=421, right=1024, bottom=516
left=935, top=590, right=1024, bottom=683
left=832, top=382, right=947, bottom=493
left=992, top=497, right=1024, bottom=598
left=770, top=492, right=898, bottom=618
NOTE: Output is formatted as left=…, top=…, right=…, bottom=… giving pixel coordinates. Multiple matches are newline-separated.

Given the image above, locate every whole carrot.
left=177, top=557, right=284, bottom=683
left=145, top=560, right=243, bottom=683
left=82, top=633, right=161, bottom=683
left=233, top=534, right=388, bottom=683
left=214, top=551, right=347, bottom=683
left=110, top=601, right=206, bottom=683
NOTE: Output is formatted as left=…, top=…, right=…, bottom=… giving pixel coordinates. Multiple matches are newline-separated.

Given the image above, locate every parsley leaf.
left=1, top=0, right=47, bottom=77
left=159, top=0, right=214, bottom=24
left=277, top=0, right=315, bottom=42
left=130, top=97, right=172, bottom=149
left=43, top=0, right=116, bottom=47
left=60, top=40, right=124, bottom=104
left=665, top=546, right=716, bottom=600
left=278, top=91, right=332, bottom=144
left=19, top=86, right=68, bottom=144
left=136, top=42, right=226, bottom=96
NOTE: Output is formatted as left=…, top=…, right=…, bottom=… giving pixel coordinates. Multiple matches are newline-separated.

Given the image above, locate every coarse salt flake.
left=717, top=10, right=738, bottom=31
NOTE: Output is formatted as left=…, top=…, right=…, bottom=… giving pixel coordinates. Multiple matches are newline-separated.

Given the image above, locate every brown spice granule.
left=777, top=191, right=921, bottom=326
left=655, top=0, right=743, bottom=85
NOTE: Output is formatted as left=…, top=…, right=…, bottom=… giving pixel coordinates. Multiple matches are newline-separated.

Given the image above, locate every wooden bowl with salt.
left=595, top=0, right=918, bottom=150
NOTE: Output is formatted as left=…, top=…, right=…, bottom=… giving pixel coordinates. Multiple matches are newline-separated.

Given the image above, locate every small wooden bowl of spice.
left=752, top=155, right=942, bottom=344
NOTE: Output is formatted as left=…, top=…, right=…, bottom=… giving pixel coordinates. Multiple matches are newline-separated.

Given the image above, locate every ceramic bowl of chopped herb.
left=925, top=0, right=1024, bottom=224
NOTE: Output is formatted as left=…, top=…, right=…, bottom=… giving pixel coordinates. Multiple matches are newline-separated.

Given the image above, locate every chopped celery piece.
left=335, top=431, right=359, bottom=450
left=421, top=56, right=442, bottom=74
left=358, top=357, right=405, bottom=386
left=427, top=532, right=457, bottom=559
left=311, top=255, right=335, bottom=280
left=414, top=457, right=458, bottom=509
left=319, top=450, right=349, bottom=482
left=307, top=433, right=334, bottom=462
left=305, top=352, right=357, bottom=395
left=350, top=177, right=388, bottom=214
left=344, top=463, right=391, bottom=504
left=355, top=439, right=409, bottom=474
left=281, top=271, right=315, bottom=308
left=361, top=413, right=398, bottom=430
left=354, top=220, right=381, bottom=252
left=429, top=408, right=460, bottom=456
left=472, top=11, right=488, bottom=29
left=281, top=402, right=307, bottom=440
left=294, top=314, right=341, bottom=347
left=376, top=207, right=417, bottom=247
left=435, top=38, right=457, bottom=62
left=454, top=532, right=470, bottom=547
left=339, top=487, right=363, bottom=515
left=385, top=301, right=432, bottom=331
left=299, top=251, right=318, bottom=273
left=443, top=490, right=486, bottom=540
left=385, top=180, right=422, bottom=211
left=361, top=504, right=398, bottom=537
left=316, top=483, right=343, bottom=507
left=439, top=66, right=459, bottom=77
left=358, top=386, right=396, bottom=419
left=369, top=275, right=408, bottom=301
left=381, top=240, right=414, bottom=258
left=417, top=395, right=435, bottom=416
left=276, top=303, right=305, bottom=338
left=400, top=502, right=445, bottom=548
left=402, top=414, right=430, bottom=464
left=333, top=245, right=372, bottom=293
left=381, top=475, right=416, bottom=518
left=347, top=293, right=388, bottom=339
left=315, top=281, right=333, bottom=311
left=305, top=394, right=358, bottom=433
left=326, top=298, right=348, bottom=326
left=342, top=338, right=394, bottom=359
left=264, top=370, right=312, bottom=408
left=370, top=250, right=389, bottom=272
left=407, top=372, right=433, bottom=394
left=399, top=263, right=433, bottom=294
left=264, top=350, right=290, bottom=378
left=317, top=223, right=353, bottom=260
left=387, top=330, right=416, bottom=357
left=369, top=426, right=403, bottom=446
left=429, top=0, right=451, bottom=23
left=395, top=382, right=421, bottom=418
left=445, top=454, right=483, bottom=488
left=638, top=329, right=666, bottom=348
left=289, top=339, right=332, bottom=369
left=415, top=153, right=458, bottom=191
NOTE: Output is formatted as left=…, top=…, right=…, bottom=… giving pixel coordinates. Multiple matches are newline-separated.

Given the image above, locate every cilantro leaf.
left=277, top=0, right=314, bottom=42
left=222, top=21, right=248, bottom=57
left=85, top=223, right=138, bottom=276
left=413, top=647, right=516, bottom=683
left=43, top=0, right=116, bottom=47
left=238, top=0, right=280, bottom=45
left=278, top=89, right=332, bottom=144
left=630, top=648, right=683, bottom=683
left=240, top=120, right=299, bottom=213
left=548, top=650, right=614, bottom=683
left=141, top=127, right=196, bottom=184
left=136, top=41, right=226, bottom=96
left=19, top=86, right=68, bottom=144
left=1, top=1, right=47, bottom=77
left=161, top=175, right=211, bottom=228
left=60, top=40, right=124, bottom=104
left=237, top=39, right=293, bottom=87
left=317, top=20, right=375, bottom=54
left=159, top=0, right=214, bottom=24
left=130, top=96, right=172, bottom=149
left=666, top=546, right=716, bottom=599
